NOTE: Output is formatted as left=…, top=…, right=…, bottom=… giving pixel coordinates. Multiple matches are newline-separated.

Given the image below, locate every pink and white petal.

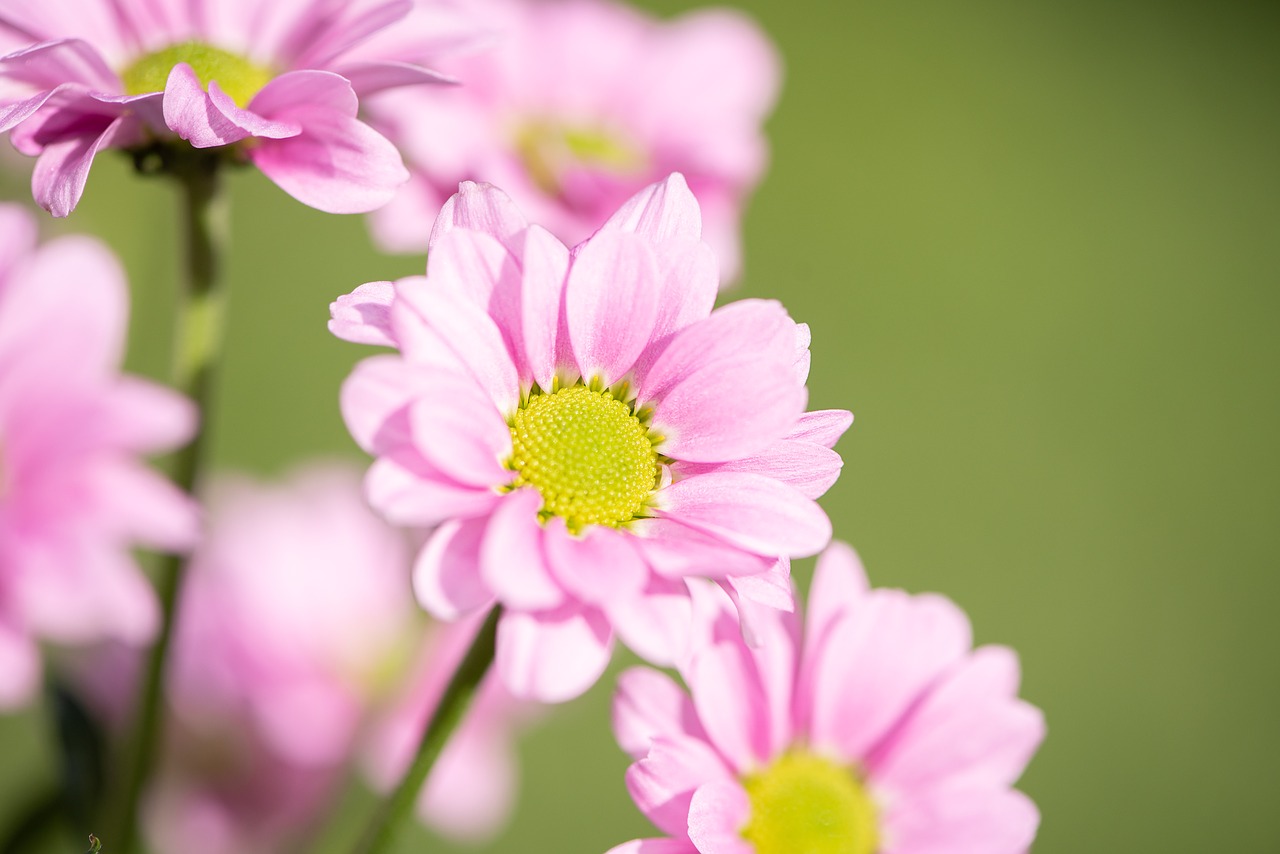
left=792, top=322, right=813, bottom=384
left=248, top=69, right=358, bottom=118
left=340, top=354, right=433, bottom=453
left=613, top=666, right=706, bottom=759
left=680, top=438, right=843, bottom=500
left=806, top=592, right=973, bottom=763
left=542, top=519, right=647, bottom=607
left=566, top=231, right=661, bottom=384
left=605, top=840, right=698, bottom=854
left=596, top=173, right=702, bottom=244
left=251, top=109, right=408, bottom=214
left=479, top=489, right=564, bottom=611
left=0, top=622, right=39, bottom=710
left=365, top=457, right=499, bottom=527
left=629, top=239, right=719, bottom=387
left=802, top=541, right=870, bottom=660
left=880, top=785, right=1040, bottom=854
left=495, top=604, right=613, bottom=702
left=31, top=113, right=126, bottom=217
left=406, top=394, right=510, bottom=488
left=412, top=517, right=495, bottom=620
left=659, top=472, right=831, bottom=559
left=329, top=280, right=398, bottom=347
left=0, top=38, right=118, bottom=90
left=687, top=780, right=754, bottom=854
left=336, top=60, right=455, bottom=96
left=868, top=646, right=1046, bottom=792
left=686, top=643, right=769, bottom=772
left=605, top=574, right=693, bottom=667
left=429, top=180, right=529, bottom=255
left=91, top=459, right=200, bottom=552
left=630, top=518, right=774, bottom=581
left=627, top=734, right=734, bottom=838
left=519, top=225, right=570, bottom=390
left=720, top=562, right=797, bottom=650
left=787, top=409, right=855, bottom=449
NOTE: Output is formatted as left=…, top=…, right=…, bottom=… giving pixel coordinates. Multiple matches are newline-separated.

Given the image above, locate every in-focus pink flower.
left=364, top=0, right=778, bottom=282
left=0, top=203, right=196, bottom=710
left=608, top=543, right=1046, bottom=854
left=331, top=174, right=850, bottom=702
left=0, top=0, right=479, bottom=215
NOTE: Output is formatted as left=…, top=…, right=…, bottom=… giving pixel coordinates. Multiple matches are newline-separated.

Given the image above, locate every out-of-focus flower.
left=0, top=202, right=196, bottom=710
left=331, top=175, right=850, bottom=703
left=0, top=0, right=479, bottom=215
left=364, top=0, right=779, bottom=282
left=608, top=543, right=1046, bottom=854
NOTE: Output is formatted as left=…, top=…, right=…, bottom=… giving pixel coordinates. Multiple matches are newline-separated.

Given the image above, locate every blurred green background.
left=3, top=0, right=1278, bottom=851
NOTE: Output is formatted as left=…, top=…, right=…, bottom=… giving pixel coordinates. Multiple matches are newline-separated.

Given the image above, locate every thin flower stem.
left=111, top=151, right=230, bottom=854
left=353, top=606, right=503, bottom=854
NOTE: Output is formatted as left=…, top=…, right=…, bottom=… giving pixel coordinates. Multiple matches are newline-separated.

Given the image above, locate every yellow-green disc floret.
left=741, top=751, right=880, bottom=854
left=122, top=41, right=273, bottom=107
left=508, top=385, right=659, bottom=532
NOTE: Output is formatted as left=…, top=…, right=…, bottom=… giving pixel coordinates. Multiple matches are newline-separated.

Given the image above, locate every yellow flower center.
left=741, top=751, right=880, bottom=854
left=515, top=120, right=645, bottom=196
left=507, top=385, right=659, bottom=533
left=122, top=41, right=273, bottom=107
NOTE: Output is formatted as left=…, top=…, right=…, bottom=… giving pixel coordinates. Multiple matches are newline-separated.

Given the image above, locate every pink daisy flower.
left=331, top=174, right=851, bottom=702
left=0, top=203, right=197, bottom=709
left=609, top=543, right=1046, bottom=854
left=364, top=0, right=779, bottom=282
left=0, top=0, right=478, bottom=216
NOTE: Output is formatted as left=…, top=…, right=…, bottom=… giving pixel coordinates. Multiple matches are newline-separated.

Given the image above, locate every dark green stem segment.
left=111, top=150, right=230, bottom=854
left=353, top=607, right=502, bottom=854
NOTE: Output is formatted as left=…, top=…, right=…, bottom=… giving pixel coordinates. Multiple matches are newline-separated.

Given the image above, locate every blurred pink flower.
left=331, top=175, right=850, bottom=702
left=608, top=543, right=1046, bottom=854
left=0, top=203, right=196, bottom=710
left=0, top=0, right=479, bottom=215
left=364, top=0, right=779, bottom=282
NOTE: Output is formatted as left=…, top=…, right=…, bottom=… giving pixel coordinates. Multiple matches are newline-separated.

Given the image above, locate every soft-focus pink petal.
left=337, top=60, right=455, bottom=96
left=628, top=734, right=733, bottom=838
left=479, top=489, right=564, bottom=611
left=659, top=472, right=831, bottom=558
left=329, top=280, right=399, bottom=347
left=495, top=604, right=612, bottom=702
left=90, top=458, right=200, bottom=551
left=566, top=231, right=661, bottom=384
left=605, top=840, right=698, bottom=854
left=883, top=786, right=1041, bottom=854
left=802, top=542, right=870, bottom=665
left=605, top=573, right=692, bottom=667
left=630, top=518, right=774, bottom=581
left=0, top=203, right=37, bottom=270
left=686, top=643, right=768, bottom=772
left=596, top=173, right=702, bottom=244
left=542, top=519, right=647, bottom=606
left=0, top=38, right=118, bottom=90
left=365, top=456, right=499, bottom=528
left=412, top=518, right=495, bottom=620
left=613, top=666, right=706, bottom=759
left=429, top=180, right=529, bottom=255
left=687, top=780, right=753, bottom=854
left=787, top=409, right=855, bottom=449
left=0, top=622, right=39, bottom=710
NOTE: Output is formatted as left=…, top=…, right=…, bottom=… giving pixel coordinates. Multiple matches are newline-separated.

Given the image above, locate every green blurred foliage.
left=2, top=0, right=1278, bottom=851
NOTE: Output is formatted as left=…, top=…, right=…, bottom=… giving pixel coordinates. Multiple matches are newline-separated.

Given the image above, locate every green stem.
left=111, top=152, right=229, bottom=854
left=352, top=607, right=502, bottom=854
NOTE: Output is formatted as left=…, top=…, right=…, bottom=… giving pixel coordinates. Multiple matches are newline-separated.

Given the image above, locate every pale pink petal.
left=406, top=393, right=510, bottom=488
left=339, top=354, right=434, bottom=453
left=687, top=780, right=753, bottom=854
left=542, top=519, right=647, bottom=607
left=606, top=839, right=698, bottom=854
left=883, top=786, right=1040, bottom=854
left=685, top=643, right=768, bottom=772
left=365, top=456, right=499, bottom=527
left=628, top=734, right=733, bottom=838
left=787, top=409, right=855, bottom=449
left=679, top=439, right=843, bottom=500
left=0, top=203, right=37, bottom=269
left=90, top=458, right=200, bottom=551
left=566, top=231, right=661, bottom=384
left=99, top=377, right=196, bottom=453
left=334, top=60, right=455, bottom=96
left=628, top=239, right=718, bottom=386
left=519, top=224, right=570, bottom=390
left=613, top=667, right=706, bottom=759
left=161, top=65, right=297, bottom=147
left=412, top=517, right=495, bottom=620
left=0, top=622, right=39, bottom=710
left=0, top=38, right=117, bottom=90
left=630, top=518, right=773, bottom=581
left=596, top=173, right=702, bottom=245
left=31, top=113, right=126, bottom=217
left=429, top=180, right=529, bottom=255
left=479, top=489, right=564, bottom=611
left=659, top=472, right=831, bottom=558
left=329, top=280, right=398, bottom=347
left=802, top=542, right=870, bottom=662
left=249, top=69, right=358, bottom=118
left=495, top=604, right=612, bottom=702
left=605, top=573, right=692, bottom=667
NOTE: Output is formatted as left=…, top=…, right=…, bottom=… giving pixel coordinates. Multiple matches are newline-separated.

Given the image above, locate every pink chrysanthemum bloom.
left=331, top=174, right=850, bottom=702
left=608, top=543, right=1046, bottom=854
left=0, top=0, right=478, bottom=215
left=0, top=203, right=196, bottom=709
left=364, top=0, right=778, bottom=282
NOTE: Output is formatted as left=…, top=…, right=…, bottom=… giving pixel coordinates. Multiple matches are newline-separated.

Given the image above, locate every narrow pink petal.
left=407, top=394, right=510, bottom=488
left=249, top=69, right=359, bottom=118
left=679, top=439, right=843, bottom=499
left=99, top=376, right=196, bottom=453
left=613, top=666, right=706, bottom=759
left=31, top=114, right=125, bottom=217
left=803, top=542, right=870, bottom=658
left=720, top=561, right=798, bottom=647
left=787, top=409, right=854, bottom=449
left=542, top=519, right=647, bottom=607
left=627, top=734, right=733, bottom=838
left=868, top=646, right=1045, bottom=791
left=605, top=573, right=693, bottom=667
left=605, top=839, right=698, bottom=854
left=687, top=780, right=754, bottom=854
left=336, top=60, right=455, bottom=96
left=479, top=489, right=564, bottom=611
left=0, top=38, right=118, bottom=90
left=329, top=280, right=398, bottom=347
left=630, top=518, right=774, bottom=581
left=792, top=321, right=813, bottom=384
left=251, top=109, right=408, bottom=214
left=596, top=173, right=702, bottom=244
left=365, top=457, right=499, bottom=527
left=686, top=643, right=769, bottom=772
left=495, top=604, right=613, bottom=702
left=659, top=472, right=832, bottom=558
left=412, top=518, right=495, bottom=620
left=0, top=204, right=37, bottom=270
left=629, top=239, right=718, bottom=387
left=566, top=231, right=661, bottom=384
left=0, top=622, right=39, bottom=710
left=520, top=225, right=570, bottom=391
left=90, top=459, right=200, bottom=551
left=883, top=786, right=1040, bottom=854
left=339, top=354, right=431, bottom=453
left=287, top=0, right=413, bottom=69
left=162, top=65, right=298, bottom=148
left=429, top=180, right=529, bottom=255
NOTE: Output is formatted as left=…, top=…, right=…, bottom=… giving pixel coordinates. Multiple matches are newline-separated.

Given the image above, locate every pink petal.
left=605, top=573, right=693, bottom=667
left=495, top=604, right=613, bottom=702
left=630, top=518, right=774, bottom=581
left=613, top=666, right=706, bottom=759
left=0, top=622, right=39, bottom=710
left=687, top=780, right=754, bottom=854
left=337, top=59, right=455, bottom=96
left=406, top=393, right=510, bottom=488
left=883, top=786, right=1040, bottom=854
left=0, top=38, right=118, bottom=90
left=329, top=280, right=398, bottom=347
left=412, top=518, right=495, bottom=620
left=566, top=231, right=661, bottom=384
left=161, top=65, right=298, bottom=148
left=31, top=113, right=126, bottom=217
left=686, top=642, right=769, bottom=772
left=479, top=489, right=564, bottom=611
left=519, top=225, right=570, bottom=391
left=596, top=173, right=702, bottom=245
left=339, top=354, right=431, bottom=453
left=542, top=519, right=648, bottom=607
left=99, top=376, right=196, bottom=453
left=365, top=456, right=499, bottom=527
left=0, top=204, right=37, bottom=270
left=787, top=409, right=855, bottom=449
left=429, top=180, right=529, bottom=255
left=629, top=239, right=719, bottom=386
left=249, top=69, right=359, bottom=118
left=605, top=841, right=699, bottom=854
left=90, top=458, right=200, bottom=552
left=802, top=542, right=870, bottom=658
left=659, top=472, right=832, bottom=558
left=627, top=734, right=733, bottom=838
left=679, top=438, right=843, bottom=499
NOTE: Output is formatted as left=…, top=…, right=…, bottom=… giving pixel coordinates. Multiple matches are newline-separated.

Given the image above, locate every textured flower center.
left=122, top=42, right=273, bottom=107
left=508, top=385, right=659, bottom=532
left=516, top=120, right=645, bottom=195
left=741, top=751, right=879, bottom=854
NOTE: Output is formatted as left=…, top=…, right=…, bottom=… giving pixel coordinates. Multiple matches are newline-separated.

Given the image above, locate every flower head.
left=0, top=203, right=196, bottom=709
left=0, top=0, right=478, bottom=215
left=331, top=174, right=851, bottom=701
left=609, top=543, right=1046, bottom=854
left=364, top=0, right=779, bottom=282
